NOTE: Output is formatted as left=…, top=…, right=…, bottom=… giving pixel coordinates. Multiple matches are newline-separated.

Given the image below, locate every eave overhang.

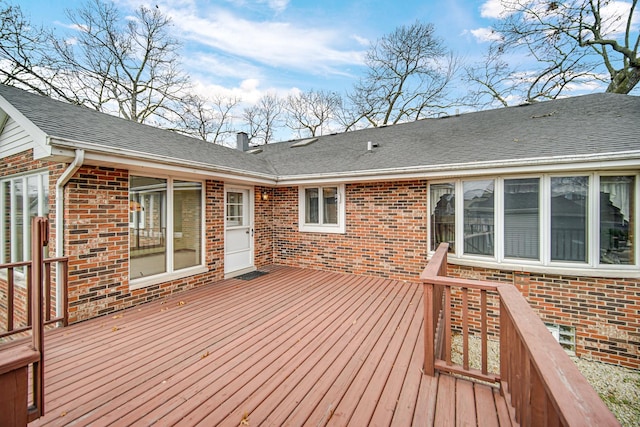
left=48, top=136, right=277, bottom=186
left=272, top=151, right=640, bottom=186
left=46, top=135, right=640, bottom=188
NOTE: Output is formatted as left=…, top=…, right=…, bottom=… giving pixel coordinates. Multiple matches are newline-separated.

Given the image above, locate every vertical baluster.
left=62, top=260, right=69, bottom=327
left=444, top=286, right=451, bottom=365
left=481, top=289, right=487, bottom=375
left=462, top=287, right=469, bottom=370
left=26, top=264, right=32, bottom=327
left=45, top=262, right=52, bottom=322
left=7, top=267, right=14, bottom=332
left=499, top=299, right=509, bottom=396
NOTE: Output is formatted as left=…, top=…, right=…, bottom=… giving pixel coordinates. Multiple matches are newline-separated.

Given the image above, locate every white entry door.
left=224, top=188, right=254, bottom=275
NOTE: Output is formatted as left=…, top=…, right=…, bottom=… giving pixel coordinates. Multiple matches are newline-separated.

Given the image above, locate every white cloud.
left=598, top=1, right=639, bottom=37
left=258, top=0, right=290, bottom=13
left=469, top=27, right=503, bottom=43
left=351, top=34, right=370, bottom=47
left=164, top=7, right=365, bottom=75
left=480, top=0, right=508, bottom=19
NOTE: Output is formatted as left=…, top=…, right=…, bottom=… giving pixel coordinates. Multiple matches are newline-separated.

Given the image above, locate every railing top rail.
left=43, top=257, right=69, bottom=263
left=0, top=257, right=68, bottom=270
left=420, top=243, right=449, bottom=279
left=0, top=260, right=31, bottom=269
left=424, top=276, right=502, bottom=291
left=421, top=243, right=503, bottom=291
left=498, top=285, right=620, bottom=426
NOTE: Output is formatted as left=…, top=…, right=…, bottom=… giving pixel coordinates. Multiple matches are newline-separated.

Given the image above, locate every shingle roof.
left=1, top=83, right=638, bottom=182
left=0, top=84, right=276, bottom=177
left=256, top=93, right=640, bottom=178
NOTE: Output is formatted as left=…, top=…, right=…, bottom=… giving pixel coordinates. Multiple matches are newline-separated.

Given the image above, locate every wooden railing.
left=0, top=217, right=64, bottom=425
left=1, top=258, right=68, bottom=340
left=421, top=243, right=620, bottom=427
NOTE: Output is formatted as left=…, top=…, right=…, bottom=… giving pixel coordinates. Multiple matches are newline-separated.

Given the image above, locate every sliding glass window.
left=129, top=175, right=202, bottom=281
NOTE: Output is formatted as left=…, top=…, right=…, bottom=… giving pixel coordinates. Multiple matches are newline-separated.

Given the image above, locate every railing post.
left=30, top=216, right=48, bottom=420
left=423, top=282, right=435, bottom=376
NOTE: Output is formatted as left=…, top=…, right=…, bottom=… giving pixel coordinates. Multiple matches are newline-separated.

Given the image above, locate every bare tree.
left=175, top=93, right=240, bottom=144
left=464, top=42, right=598, bottom=108
left=350, top=21, right=458, bottom=126
left=242, top=93, right=283, bottom=145
left=481, top=0, right=639, bottom=100
left=51, top=0, right=190, bottom=124
left=0, top=1, right=74, bottom=100
left=283, top=89, right=342, bottom=137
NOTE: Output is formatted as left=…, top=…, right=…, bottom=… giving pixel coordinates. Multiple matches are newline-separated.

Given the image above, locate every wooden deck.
left=28, top=265, right=515, bottom=426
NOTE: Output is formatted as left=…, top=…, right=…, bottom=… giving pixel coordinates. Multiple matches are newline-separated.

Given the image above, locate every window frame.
left=0, top=170, right=49, bottom=266
left=129, top=174, right=206, bottom=289
left=428, top=172, right=639, bottom=275
left=298, top=184, right=346, bottom=234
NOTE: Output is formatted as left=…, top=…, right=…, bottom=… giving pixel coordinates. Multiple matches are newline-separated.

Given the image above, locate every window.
left=600, top=176, right=634, bottom=265
left=504, top=178, right=539, bottom=259
left=430, top=183, right=455, bottom=252
left=299, top=185, right=345, bottom=233
left=545, top=323, right=576, bottom=355
left=551, top=176, right=588, bottom=262
left=129, top=175, right=202, bottom=283
left=428, top=173, right=639, bottom=272
left=0, top=171, right=49, bottom=266
left=463, top=180, right=495, bottom=256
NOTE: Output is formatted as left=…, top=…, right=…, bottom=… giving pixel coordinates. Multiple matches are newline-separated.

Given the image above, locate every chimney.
left=236, top=132, right=249, bottom=151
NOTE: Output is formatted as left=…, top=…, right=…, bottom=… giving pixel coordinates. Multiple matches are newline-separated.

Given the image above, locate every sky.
left=16, top=0, right=511, bottom=105
left=14, top=0, right=639, bottom=119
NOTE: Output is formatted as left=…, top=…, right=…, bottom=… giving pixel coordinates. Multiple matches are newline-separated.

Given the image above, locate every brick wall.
left=64, top=167, right=225, bottom=323
left=449, top=265, right=640, bottom=369
left=273, top=181, right=428, bottom=280
left=254, top=186, right=274, bottom=268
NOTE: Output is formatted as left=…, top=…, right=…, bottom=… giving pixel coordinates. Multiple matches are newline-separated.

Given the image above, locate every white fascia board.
left=49, top=137, right=277, bottom=185
left=274, top=152, right=640, bottom=186
left=0, top=95, right=51, bottom=158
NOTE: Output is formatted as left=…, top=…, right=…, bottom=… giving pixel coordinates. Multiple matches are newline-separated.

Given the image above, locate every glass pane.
left=305, top=188, right=319, bottom=224
left=463, top=180, right=494, bottom=256
left=226, top=192, right=244, bottom=226
left=600, top=176, right=634, bottom=265
left=13, top=179, right=24, bottom=263
left=1, top=181, right=8, bottom=263
left=174, top=181, right=202, bottom=270
left=551, top=176, right=588, bottom=262
left=323, top=187, right=338, bottom=225
left=42, top=174, right=49, bottom=217
left=504, top=178, right=540, bottom=259
left=430, top=183, right=455, bottom=252
left=129, top=176, right=167, bottom=279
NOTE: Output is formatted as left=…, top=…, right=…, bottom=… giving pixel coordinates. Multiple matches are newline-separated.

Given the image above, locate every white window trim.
left=0, top=170, right=49, bottom=266
left=298, top=184, right=346, bottom=234
left=428, top=172, right=640, bottom=277
left=129, top=175, right=206, bottom=288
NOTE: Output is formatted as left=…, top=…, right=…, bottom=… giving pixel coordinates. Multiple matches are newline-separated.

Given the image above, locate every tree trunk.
left=606, top=67, right=640, bottom=94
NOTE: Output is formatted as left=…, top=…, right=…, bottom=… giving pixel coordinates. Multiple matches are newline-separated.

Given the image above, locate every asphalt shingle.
left=1, top=83, right=638, bottom=181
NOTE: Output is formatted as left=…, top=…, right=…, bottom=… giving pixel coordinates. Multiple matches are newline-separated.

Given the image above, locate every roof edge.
left=274, top=151, right=640, bottom=185
left=49, top=136, right=277, bottom=184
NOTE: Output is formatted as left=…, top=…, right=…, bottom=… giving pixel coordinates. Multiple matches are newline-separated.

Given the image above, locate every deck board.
left=25, top=265, right=515, bottom=426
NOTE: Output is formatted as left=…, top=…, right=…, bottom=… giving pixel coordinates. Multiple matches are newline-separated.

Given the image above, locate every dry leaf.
left=60, top=411, right=67, bottom=417
left=201, top=351, right=210, bottom=359
left=112, top=314, right=123, bottom=319
left=112, top=326, right=119, bottom=332
left=177, top=301, right=186, bottom=306
left=240, top=412, right=250, bottom=425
